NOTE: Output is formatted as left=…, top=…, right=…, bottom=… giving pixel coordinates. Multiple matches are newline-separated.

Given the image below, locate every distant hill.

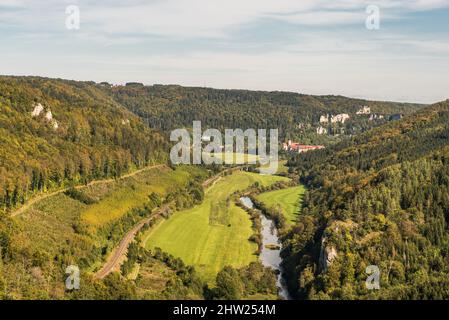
left=284, top=100, right=449, bottom=299
left=0, top=76, right=168, bottom=212
left=0, top=75, right=425, bottom=212
left=0, top=75, right=428, bottom=213
left=107, top=84, right=425, bottom=145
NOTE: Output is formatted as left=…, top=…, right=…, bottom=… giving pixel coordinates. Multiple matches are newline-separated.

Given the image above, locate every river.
left=240, top=197, right=292, bottom=300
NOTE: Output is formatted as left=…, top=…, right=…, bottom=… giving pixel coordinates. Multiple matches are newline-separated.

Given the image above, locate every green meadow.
left=143, top=171, right=289, bottom=283
left=202, top=152, right=287, bottom=175
left=255, top=185, right=306, bottom=225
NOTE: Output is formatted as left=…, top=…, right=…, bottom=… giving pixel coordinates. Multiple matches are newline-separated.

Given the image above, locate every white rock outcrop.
left=45, top=110, right=53, bottom=122
left=31, top=104, right=59, bottom=130
left=317, top=126, right=327, bottom=135
left=369, top=114, right=384, bottom=121
left=320, top=115, right=329, bottom=124
left=31, top=103, right=44, bottom=117
left=356, top=106, right=371, bottom=115
left=331, top=114, right=350, bottom=124
left=319, top=238, right=338, bottom=272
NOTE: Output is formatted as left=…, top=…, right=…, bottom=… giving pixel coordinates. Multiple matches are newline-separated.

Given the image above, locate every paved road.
left=11, top=164, right=166, bottom=217
left=94, top=205, right=169, bottom=280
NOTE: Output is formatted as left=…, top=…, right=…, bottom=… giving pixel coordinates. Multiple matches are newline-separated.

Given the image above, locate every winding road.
left=94, top=205, right=169, bottom=280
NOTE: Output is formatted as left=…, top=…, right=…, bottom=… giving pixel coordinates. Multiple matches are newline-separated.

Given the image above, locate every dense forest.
left=283, top=100, right=449, bottom=299
left=107, top=83, right=423, bottom=145
left=0, top=76, right=168, bottom=212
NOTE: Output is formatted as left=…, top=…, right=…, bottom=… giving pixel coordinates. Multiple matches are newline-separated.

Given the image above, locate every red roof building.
left=282, top=140, right=325, bottom=153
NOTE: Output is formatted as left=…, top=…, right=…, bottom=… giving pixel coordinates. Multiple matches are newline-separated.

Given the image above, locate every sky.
left=0, top=0, right=448, bottom=103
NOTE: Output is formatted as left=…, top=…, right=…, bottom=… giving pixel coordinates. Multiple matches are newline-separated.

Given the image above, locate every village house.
left=282, top=140, right=325, bottom=153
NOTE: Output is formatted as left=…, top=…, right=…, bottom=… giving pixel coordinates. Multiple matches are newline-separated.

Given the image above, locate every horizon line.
left=2, top=73, right=443, bottom=105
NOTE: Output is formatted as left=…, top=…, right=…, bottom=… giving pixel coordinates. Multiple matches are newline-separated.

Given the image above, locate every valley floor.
left=255, top=185, right=306, bottom=226
left=143, top=171, right=290, bottom=284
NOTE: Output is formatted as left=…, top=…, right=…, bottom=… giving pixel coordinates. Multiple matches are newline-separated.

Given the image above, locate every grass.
left=209, top=198, right=231, bottom=226
left=203, top=152, right=260, bottom=163
left=259, top=159, right=289, bottom=175
left=81, top=165, right=206, bottom=229
left=143, top=171, right=289, bottom=284
left=13, top=193, right=89, bottom=258
left=255, top=185, right=306, bottom=225
left=135, top=257, right=175, bottom=298
left=203, top=152, right=287, bottom=174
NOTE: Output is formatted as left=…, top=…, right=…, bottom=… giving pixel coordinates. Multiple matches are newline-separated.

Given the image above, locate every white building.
left=31, top=103, right=44, bottom=117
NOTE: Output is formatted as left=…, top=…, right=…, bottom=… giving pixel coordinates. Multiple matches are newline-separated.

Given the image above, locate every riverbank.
left=143, top=171, right=289, bottom=284
left=240, top=196, right=292, bottom=300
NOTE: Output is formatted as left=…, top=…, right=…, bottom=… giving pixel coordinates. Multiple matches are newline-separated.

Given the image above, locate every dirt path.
left=11, top=164, right=166, bottom=217
left=94, top=205, right=169, bottom=280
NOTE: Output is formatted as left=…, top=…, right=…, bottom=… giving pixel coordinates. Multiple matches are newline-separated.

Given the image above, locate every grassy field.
left=203, top=152, right=261, bottom=163
left=203, top=152, right=287, bottom=175
left=143, top=171, right=289, bottom=284
left=81, top=165, right=206, bottom=229
left=255, top=185, right=305, bottom=225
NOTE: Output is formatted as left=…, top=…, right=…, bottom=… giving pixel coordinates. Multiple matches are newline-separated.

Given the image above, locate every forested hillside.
left=0, top=76, right=168, bottom=212
left=1, top=75, right=421, bottom=215
left=0, top=76, right=441, bottom=300
left=108, top=84, right=424, bottom=144
left=283, top=100, right=449, bottom=299
left=0, top=76, right=281, bottom=299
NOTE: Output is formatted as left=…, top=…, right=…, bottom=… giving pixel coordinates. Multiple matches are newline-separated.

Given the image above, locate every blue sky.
left=0, top=0, right=448, bottom=103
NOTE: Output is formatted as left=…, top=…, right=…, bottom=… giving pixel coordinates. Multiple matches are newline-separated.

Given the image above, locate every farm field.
left=203, top=152, right=287, bottom=175
left=255, top=185, right=305, bottom=225
left=203, top=152, right=262, bottom=164
left=143, top=171, right=289, bottom=283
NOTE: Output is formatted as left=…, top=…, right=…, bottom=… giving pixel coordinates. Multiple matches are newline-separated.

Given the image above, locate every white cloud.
left=0, top=0, right=448, bottom=103
left=1, top=0, right=449, bottom=38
